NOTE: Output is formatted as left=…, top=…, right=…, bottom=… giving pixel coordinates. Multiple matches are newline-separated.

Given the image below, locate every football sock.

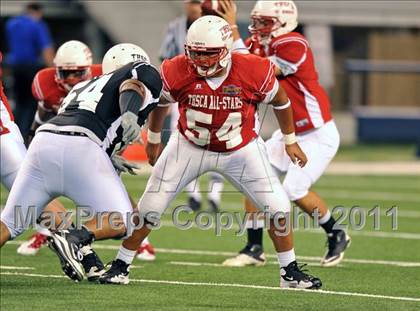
left=35, top=226, right=52, bottom=237
left=116, top=246, right=137, bottom=265
left=246, top=219, right=264, bottom=247
left=185, top=180, right=202, bottom=202
left=319, top=210, right=340, bottom=234
left=277, top=248, right=296, bottom=267
left=207, top=181, right=224, bottom=205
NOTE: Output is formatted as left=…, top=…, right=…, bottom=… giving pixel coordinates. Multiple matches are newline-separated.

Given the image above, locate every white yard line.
left=170, top=261, right=225, bottom=267
left=5, top=239, right=420, bottom=267
left=1, top=271, right=419, bottom=303
left=0, top=266, right=35, bottom=270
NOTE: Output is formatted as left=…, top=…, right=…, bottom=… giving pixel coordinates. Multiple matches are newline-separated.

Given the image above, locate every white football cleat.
left=136, top=241, right=156, bottom=261
left=17, top=233, right=48, bottom=255
left=222, top=245, right=266, bottom=267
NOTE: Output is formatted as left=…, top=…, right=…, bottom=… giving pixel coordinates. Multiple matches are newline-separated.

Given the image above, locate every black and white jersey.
left=39, top=61, right=162, bottom=155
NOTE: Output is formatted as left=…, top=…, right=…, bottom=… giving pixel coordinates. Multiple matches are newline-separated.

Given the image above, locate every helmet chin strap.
left=197, top=63, right=219, bottom=77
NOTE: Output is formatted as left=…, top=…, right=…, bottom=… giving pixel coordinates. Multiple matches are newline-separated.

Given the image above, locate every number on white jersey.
left=185, top=109, right=243, bottom=149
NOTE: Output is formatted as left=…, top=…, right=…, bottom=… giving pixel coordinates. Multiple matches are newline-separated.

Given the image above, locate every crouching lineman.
left=1, top=51, right=86, bottom=272
left=218, top=0, right=350, bottom=268
left=99, top=16, right=322, bottom=289
left=16, top=40, right=102, bottom=257
left=0, top=43, right=163, bottom=282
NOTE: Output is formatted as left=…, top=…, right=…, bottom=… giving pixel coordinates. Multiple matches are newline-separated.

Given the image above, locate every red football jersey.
left=161, top=53, right=277, bottom=152
left=0, top=52, right=14, bottom=135
left=244, top=38, right=266, bottom=58
left=0, top=84, right=14, bottom=135
left=32, top=64, right=102, bottom=112
left=267, top=32, right=332, bottom=133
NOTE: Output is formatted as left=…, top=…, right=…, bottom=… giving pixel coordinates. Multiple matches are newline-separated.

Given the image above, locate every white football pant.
left=1, top=132, right=133, bottom=238
left=138, top=132, right=290, bottom=219
left=0, top=122, right=27, bottom=190
left=266, top=121, right=340, bottom=201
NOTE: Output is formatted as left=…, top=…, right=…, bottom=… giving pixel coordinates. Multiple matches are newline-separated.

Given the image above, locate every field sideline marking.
left=6, top=241, right=418, bottom=267
left=1, top=271, right=419, bottom=303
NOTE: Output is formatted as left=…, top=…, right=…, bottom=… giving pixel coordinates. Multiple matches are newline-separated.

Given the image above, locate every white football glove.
left=121, top=111, right=141, bottom=144
left=111, top=155, right=140, bottom=175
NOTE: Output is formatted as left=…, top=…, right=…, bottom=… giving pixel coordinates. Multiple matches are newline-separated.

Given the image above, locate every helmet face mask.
left=249, top=15, right=283, bottom=45
left=249, top=0, right=298, bottom=45
left=185, top=45, right=228, bottom=77
left=56, top=67, right=92, bottom=91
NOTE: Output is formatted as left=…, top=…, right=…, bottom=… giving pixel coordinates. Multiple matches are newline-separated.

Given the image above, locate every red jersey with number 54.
left=32, top=64, right=103, bottom=113
left=161, top=53, right=278, bottom=152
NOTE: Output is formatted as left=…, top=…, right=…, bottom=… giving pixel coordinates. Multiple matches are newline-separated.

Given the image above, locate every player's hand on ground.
left=285, top=143, right=308, bottom=167
left=216, top=0, right=237, bottom=26
left=146, top=142, right=163, bottom=166
left=121, top=111, right=141, bottom=144
left=111, top=155, right=140, bottom=175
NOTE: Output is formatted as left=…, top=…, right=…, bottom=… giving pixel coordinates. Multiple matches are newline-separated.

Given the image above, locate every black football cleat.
left=80, top=245, right=105, bottom=282
left=47, top=231, right=85, bottom=282
left=321, top=231, right=351, bottom=267
left=208, top=199, right=220, bottom=213
left=188, top=197, right=201, bottom=212
left=99, top=259, right=130, bottom=285
left=280, top=261, right=322, bottom=289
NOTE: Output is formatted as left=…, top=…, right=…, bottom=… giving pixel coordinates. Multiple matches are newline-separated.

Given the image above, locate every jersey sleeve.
left=129, top=62, right=163, bottom=125
left=251, top=56, right=278, bottom=104
left=131, top=61, right=163, bottom=100
left=31, top=71, right=54, bottom=112
left=31, top=71, right=44, bottom=101
left=269, top=39, right=308, bottom=76
left=159, top=59, right=177, bottom=104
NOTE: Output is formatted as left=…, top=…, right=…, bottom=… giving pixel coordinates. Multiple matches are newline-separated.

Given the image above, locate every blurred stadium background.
left=1, top=0, right=420, bottom=152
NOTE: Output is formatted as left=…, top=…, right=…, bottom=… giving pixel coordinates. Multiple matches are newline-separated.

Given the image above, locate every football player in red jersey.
left=99, top=15, right=322, bottom=289
left=218, top=0, right=350, bottom=268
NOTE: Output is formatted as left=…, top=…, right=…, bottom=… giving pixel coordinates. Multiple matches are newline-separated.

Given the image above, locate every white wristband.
left=147, top=129, right=161, bottom=144
left=284, top=132, right=297, bottom=145
left=273, top=99, right=291, bottom=110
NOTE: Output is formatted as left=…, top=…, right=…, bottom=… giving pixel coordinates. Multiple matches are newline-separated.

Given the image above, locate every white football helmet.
left=185, top=15, right=233, bottom=77
left=249, top=0, right=298, bottom=45
left=102, top=43, right=150, bottom=74
left=54, top=40, right=93, bottom=91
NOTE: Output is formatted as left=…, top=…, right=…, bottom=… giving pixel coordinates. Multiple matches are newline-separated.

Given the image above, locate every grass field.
left=1, top=152, right=420, bottom=310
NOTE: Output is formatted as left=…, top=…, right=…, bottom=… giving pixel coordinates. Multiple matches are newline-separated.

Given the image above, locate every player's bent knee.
left=0, top=218, right=23, bottom=240
left=283, top=180, right=310, bottom=202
